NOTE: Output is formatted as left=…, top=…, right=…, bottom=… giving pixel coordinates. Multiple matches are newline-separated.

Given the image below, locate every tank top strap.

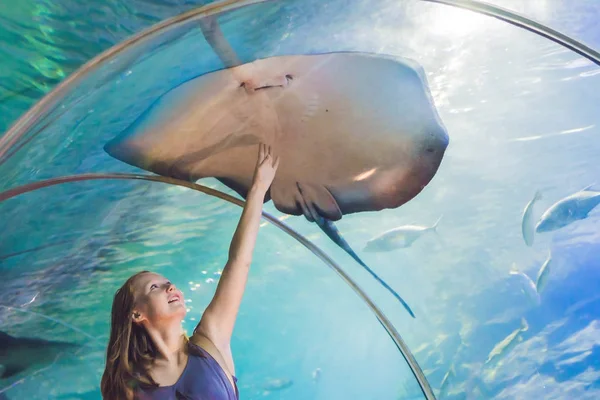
left=188, top=341, right=239, bottom=399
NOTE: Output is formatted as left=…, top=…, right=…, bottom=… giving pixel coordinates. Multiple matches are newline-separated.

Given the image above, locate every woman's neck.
left=145, top=322, right=187, bottom=363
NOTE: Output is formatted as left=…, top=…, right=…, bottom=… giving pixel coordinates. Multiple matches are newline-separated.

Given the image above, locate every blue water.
left=1, top=0, right=600, bottom=399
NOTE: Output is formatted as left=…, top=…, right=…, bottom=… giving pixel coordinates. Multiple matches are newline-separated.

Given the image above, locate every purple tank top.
left=135, top=342, right=239, bottom=400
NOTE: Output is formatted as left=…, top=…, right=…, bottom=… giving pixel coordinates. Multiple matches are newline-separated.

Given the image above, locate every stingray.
left=0, top=331, right=79, bottom=380
left=104, top=17, right=449, bottom=318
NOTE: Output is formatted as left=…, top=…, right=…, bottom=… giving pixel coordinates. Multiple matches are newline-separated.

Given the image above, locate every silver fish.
left=485, top=317, right=529, bottom=365
left=509, top=263, right=541, bottom=305
left=263, top=378, right=293, bottom=391
left=536, top=252, right=552, bottom=294
left=521, top=191, right=543, bottom=246
left=536, top=185, right=600, bottom=233
left=364, top=216, right=442, bottom=252
left=438, top=364, right=455, bottom=398
left=311, top=368, right=321, bottom=382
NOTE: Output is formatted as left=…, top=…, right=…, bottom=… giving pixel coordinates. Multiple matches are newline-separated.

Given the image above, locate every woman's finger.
left=260, top=153, right=271, bottom=166
left=273, top=155, right=280, bottom=170
left=258, top=143, right=265, bottom=161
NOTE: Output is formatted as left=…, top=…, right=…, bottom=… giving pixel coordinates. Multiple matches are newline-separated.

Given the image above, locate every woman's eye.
left=150, top=284, right=158, bottom=290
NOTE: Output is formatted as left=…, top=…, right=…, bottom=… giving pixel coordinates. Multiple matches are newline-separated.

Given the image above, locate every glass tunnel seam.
left=0, top=172, right=437, bottom=400
left=421, top=0, right=600, bottom=65
left=1, top=0, right=600, bottom=166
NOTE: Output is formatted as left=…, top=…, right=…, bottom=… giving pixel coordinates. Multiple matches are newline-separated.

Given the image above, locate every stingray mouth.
left=240, top=74, right=294, bottom=91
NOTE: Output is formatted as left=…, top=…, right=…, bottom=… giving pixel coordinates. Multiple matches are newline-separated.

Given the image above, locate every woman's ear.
left=132, top=311, right=142, bottom=322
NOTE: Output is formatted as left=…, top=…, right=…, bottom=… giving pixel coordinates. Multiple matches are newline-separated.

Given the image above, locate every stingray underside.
left=104, top=52, right=449, bottom=222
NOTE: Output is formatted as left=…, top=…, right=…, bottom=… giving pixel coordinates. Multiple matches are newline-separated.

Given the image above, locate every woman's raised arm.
left=193, top=143, right=279, bottom=357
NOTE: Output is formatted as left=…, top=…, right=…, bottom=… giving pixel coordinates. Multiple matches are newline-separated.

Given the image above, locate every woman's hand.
left=251, top=143, right=280, bottom=193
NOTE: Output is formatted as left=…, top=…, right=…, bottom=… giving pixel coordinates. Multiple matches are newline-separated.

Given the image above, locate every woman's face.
left=132, top=272, right=186, bottom=324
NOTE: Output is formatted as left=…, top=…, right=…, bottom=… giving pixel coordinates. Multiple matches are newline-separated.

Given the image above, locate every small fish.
left=485, top=318, right=529, bottom=365
left=536, top=184, right=600, bottom=233
left=536, top=252, right=552, bottom=294
left=521, top=191, right=542, bottom=246
left=263, top=378, right=293, bottom=391
left=364, top=215, right=443, bottom=252
left=311, top=368, right=321, bottom=382
left=438, top=364, right=455, bottom=398
left=0, top=331, right=78, bottom=380
left=509, top=263, right=540, bottom=305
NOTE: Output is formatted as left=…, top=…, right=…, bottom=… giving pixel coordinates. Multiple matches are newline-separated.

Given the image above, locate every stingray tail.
left=314, top=216, right=416, bottom=318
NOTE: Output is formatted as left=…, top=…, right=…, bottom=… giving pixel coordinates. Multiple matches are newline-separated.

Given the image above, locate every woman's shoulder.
left=189, top=333, right=220, bottom=359
left=189, top=332, right=234, bottom=376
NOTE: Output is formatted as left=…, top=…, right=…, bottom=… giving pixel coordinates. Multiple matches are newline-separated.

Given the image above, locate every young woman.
left=101, top=143, right=280, bottom=399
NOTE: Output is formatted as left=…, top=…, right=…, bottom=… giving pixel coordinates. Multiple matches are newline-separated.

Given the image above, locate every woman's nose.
left=167, top=283, right=175, bottom=292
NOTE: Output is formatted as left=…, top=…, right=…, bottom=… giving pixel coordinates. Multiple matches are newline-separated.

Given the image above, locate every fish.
left=263, top=378, right=293, bottom=391
left=438, top=364, right=455, bottom=398
left=104, top=48, right=449, bottom=318
left=536, top=252, right=552, bottom=294
left=485, top=317, right=529, bottom=366
left=364, top=215, right=442, bottom=252
left=521, top=190, right=542, bottom=246
left=0, top=331, right=78, bottom=380
left=311, top=368, right=321, bottom=382
left=536, top=185, right=600, bottom=233
left=509, top=263, right=541, bottom=306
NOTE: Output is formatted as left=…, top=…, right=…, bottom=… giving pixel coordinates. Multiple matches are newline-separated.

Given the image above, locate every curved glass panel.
left=0, top=179, right=422, bottom=399
left=1, top=0, right=600, bottom=399
left=483, top=0, right=600, bottom=50
left=0, top=0, right=205, bottom=133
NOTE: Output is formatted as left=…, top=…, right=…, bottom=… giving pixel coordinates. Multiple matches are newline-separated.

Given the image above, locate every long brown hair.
left=101, top=270, right=158, bottom=400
